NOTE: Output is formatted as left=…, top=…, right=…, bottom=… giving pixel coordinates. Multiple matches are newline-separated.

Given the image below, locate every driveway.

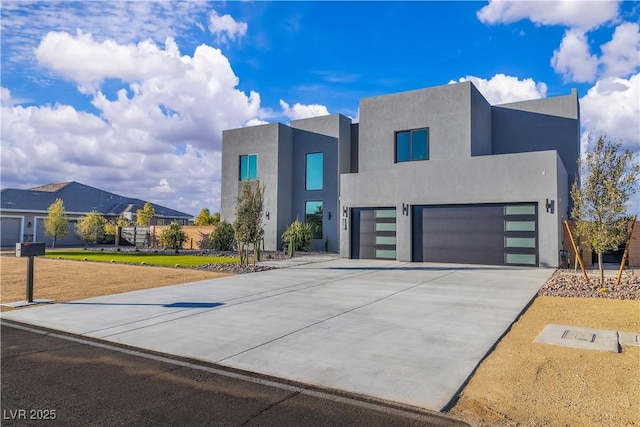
left=1, top=258, right=553, bottom=411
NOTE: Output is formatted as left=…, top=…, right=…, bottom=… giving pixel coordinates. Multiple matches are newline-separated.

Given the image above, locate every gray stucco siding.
left=291, top=129, right=339, bottom=252
left=340, top=150, right=566, bottom=266
left=470, top=84, right=492, bottom=156
left=221, top=123, right=291, bottom=251
left=358, top=82, right=475, bottom=173
left=491, top=91, right=580, bottom=184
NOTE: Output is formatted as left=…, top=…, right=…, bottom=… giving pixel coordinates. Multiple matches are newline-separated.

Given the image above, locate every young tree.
left=44, top=198, right=68, bottom=248
left=104, top=215, right=131, bottom=239
left=76, top=211, right=107, bottom=249
left=233, top=181, right=265, bottom=265
left=136, top=202, right=156, bottom=226
left=160, top=221, right=187, bottom=253
left=570, top=135, right=640, bottom=284
left=212, top=212, right=221, bottom=223
left=194, top=208, right=216, bottom=225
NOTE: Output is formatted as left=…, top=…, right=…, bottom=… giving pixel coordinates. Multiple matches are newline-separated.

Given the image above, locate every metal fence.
left=119, top=226, right=150, bottom=247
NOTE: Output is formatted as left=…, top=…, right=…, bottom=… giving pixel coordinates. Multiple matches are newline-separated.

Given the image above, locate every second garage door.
left=412, top=203, right=538, bottom=266
left=1, top=217, right=22, bottom=247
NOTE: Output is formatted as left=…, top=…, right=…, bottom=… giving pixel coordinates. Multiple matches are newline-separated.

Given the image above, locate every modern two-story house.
left=221, top=81, right=580, bottom=267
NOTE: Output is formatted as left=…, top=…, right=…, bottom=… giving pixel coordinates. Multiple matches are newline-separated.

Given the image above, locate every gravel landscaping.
left=538, top=267, right=640, bottom=300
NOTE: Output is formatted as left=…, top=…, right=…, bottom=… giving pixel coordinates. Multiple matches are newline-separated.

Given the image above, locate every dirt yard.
left=1, top=256, right=229, bottom=311
left=449, top=296, right=640, bottom=426
left=2, top=256, right=639, bottom=425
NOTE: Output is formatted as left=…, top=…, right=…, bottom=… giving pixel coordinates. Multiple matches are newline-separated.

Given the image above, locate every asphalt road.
left=1, top=321, right=469, bottom=427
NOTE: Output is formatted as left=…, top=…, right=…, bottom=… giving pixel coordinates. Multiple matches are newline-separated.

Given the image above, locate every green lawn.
left=43, top=250, right=239, bottom=267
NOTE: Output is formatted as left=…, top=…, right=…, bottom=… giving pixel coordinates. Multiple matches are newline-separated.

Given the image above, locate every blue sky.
left=1, top=1, right=639, bottom=216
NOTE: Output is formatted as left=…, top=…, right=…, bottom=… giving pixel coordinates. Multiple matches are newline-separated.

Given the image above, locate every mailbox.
left=16, top=242, right=46, bottom=257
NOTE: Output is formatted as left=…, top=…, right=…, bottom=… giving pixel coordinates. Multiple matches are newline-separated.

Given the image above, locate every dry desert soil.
left=1, top=256, right=639, bottom=426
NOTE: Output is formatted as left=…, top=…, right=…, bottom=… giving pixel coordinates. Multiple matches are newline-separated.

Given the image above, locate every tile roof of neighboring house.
left=0, top=181, right=192, bottom=219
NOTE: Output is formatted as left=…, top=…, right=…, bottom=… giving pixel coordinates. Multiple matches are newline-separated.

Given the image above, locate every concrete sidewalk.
left=1, top=258, right=553, bottom=411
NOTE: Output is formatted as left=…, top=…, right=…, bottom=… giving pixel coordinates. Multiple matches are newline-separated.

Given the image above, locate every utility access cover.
left=535, top=324, right=620, bottom=353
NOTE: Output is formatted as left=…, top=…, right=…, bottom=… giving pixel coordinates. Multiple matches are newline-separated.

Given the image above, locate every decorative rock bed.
left=538, top=268, right=640, bottom=300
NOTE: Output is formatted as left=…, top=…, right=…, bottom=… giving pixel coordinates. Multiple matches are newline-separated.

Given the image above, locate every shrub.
left=282, top=220, right=312, bottom=257
left=209, top=221, right=236, bottom=251
left=160, top=222, right=187, bottom=253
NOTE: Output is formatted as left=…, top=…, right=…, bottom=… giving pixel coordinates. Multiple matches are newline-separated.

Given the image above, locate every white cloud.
left=477, top=0, right=620, bottom=31
left=151, top=178, right=174, bottom=194
left=451, top=74, right=547, bottom=105
left=279, top=99, right=330, bottom=121
left=34, top=32, right=260, bottom=151
left=1, top=87, right=12, bottom=106
left=2, top=32, right=263, bottom=214
left=600, top=22, right=640, bottom=78
left=551, top=29, right=600, bottom=83
left=477, top=1, right=638, bottom=85
left=245, top=118, right=270, bottom=127
left=579, top=73, right=640, bottom=153
left=1, top=1, right=211, bottom=74
left=208, top=10, right=248, bottom=43
left=35, top=32, right=183, bottom=93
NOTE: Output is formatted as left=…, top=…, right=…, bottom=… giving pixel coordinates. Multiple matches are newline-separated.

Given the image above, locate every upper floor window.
left=306, top=152, right=324, bottom=190
left=395, top=128, right=429, bottom=162
left=239, top=154, right=257, bottom=181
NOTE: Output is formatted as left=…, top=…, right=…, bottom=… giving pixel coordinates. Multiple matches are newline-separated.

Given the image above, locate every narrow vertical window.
left=239, top=154, right=258, bottom=181
left=306, top=152, right=324, bottom=190
left=305, top=201, right=323, bottom=239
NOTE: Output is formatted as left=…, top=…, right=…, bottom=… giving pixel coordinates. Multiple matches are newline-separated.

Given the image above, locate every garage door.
left=1, top=217, right=22, bottom=247
left=412, top=203, right=538, bottom=266
left=351, top=208, right=396, bottom=260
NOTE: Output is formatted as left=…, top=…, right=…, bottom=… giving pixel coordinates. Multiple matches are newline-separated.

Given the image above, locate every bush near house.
left=209, top=221, right=235, bottom=251
left=160, top=222, right=187, bottom=252
left=282, top=220, right=312, bottom=257
left=149, top=225, right=216, bottom=249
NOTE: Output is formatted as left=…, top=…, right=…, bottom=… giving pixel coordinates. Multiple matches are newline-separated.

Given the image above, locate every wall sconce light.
left=27, top=221, right=32, bottom=228
left=265, top=211, right=270, bottom=220
left=545, top=199, right=554, bottom=214
left=342, top=206, right=348, bottom=217
left=402, top=203, right=409, bottom=216
left=328, top=211, right=332, bottom=220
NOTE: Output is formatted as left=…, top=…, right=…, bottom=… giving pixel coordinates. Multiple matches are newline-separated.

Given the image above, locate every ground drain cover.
left=535, top=324, right=620, bottom=353
left=561, top=329, right=596, bottom=343
left=619, top=332, right=640, bottom=347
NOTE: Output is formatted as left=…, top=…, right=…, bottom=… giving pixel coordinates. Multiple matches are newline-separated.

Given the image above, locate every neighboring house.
left=221, top=81, right=580, bottom=267
left=0, top=181, right=192, bottom=247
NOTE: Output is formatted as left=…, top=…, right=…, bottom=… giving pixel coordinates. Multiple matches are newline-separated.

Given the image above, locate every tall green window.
left=305, top=201, right=323, bottom=239
left=306, top=152, right=323, bottom=190
left=395, top=128, right=429, bottom=162
left=239, top=154, right=257, bottom=181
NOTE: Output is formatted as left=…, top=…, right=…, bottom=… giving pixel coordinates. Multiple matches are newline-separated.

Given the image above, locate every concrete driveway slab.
left=1, top=258, right=553, bottom=411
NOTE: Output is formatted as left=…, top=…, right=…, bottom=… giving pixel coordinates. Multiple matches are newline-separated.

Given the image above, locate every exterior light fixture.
left=328, top=211, right=332, bottom=220
left=545, top=199, right=554, bottom=213
left=402, top=203, right=409, bottom=216
left=265, top=211, right=270, bottom=220
left=342, top=206, right=348, bottom=216
left=27, top=221, right=32, bottom=228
